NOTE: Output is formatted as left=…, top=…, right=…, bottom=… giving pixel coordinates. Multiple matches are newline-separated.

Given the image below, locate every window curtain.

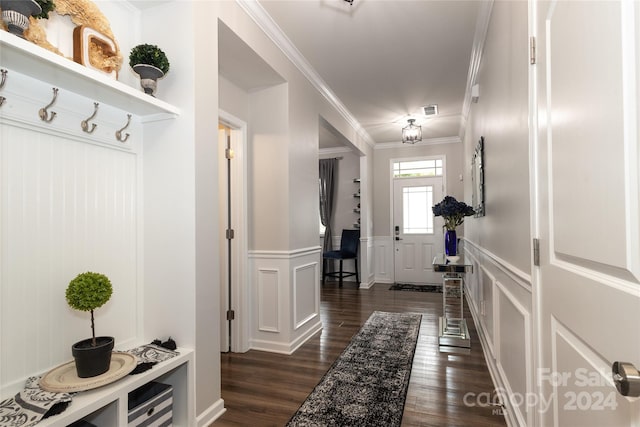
left=319, top=158, right=338, bottom=254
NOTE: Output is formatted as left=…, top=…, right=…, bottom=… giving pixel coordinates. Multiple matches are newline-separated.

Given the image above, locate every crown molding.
left=459, top=0, right=494, bottom=142
left=374, top=136, right=461, bottom=150
left=236, top=0, right=376, bottom=148
left=319, top=146, right=355, bottom=156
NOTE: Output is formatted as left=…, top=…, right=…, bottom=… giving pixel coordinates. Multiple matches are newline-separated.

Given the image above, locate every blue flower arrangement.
left=432, top=196, right=475, bottom=230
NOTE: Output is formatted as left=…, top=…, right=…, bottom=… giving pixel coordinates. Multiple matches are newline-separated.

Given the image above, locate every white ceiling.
left=220, top=0, right=483, bottom=149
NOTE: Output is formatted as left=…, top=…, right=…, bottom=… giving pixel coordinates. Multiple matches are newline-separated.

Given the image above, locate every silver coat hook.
left=1, top=70, right=7, bottom=107
left=115, top=114, right=131, bottom=143
left=39, top=87, right=58, bottom=122
left=81, top=102, right=99, bottom=134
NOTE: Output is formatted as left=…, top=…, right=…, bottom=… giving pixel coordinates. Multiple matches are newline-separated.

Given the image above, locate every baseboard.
left=359, top=279, right=375, bottom=289
left=250, top=319, right=323, bottom=355
left=290, top=319, right=323, bottom=353
left=197, top=398, right=226, bottom=427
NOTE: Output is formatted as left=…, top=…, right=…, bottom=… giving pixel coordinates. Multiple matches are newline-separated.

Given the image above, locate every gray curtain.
left=319, top=158, right=338, bottom=254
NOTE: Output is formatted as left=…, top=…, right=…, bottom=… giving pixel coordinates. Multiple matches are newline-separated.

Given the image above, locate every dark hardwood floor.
left=214, top=282, right=507, bottom=426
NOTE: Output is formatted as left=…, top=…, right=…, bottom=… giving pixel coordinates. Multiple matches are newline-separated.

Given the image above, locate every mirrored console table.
left=433, top=254, right=473, bottom=349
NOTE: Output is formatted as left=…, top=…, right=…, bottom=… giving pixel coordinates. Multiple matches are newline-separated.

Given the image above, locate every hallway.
left=215, top=282, right=506, bottom=426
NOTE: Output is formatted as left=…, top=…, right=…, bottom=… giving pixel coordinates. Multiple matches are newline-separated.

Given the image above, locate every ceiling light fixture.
left=402, top=119, right=422, bottom=144
left=343, top=0, right=354, bottom=5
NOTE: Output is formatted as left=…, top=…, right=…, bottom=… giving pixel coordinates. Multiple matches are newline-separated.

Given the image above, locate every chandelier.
left=402, top=119, right=422, bottom=144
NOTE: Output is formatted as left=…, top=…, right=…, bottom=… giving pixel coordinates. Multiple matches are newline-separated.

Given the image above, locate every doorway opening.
left=218, top=111, right=249, bottom=353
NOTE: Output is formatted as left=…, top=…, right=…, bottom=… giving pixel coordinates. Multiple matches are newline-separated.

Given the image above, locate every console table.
left=433, top=254, right=473, bottom=349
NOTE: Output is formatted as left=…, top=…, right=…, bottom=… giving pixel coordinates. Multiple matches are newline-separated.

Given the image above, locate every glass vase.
left=445, top=229, right=457, bottom=257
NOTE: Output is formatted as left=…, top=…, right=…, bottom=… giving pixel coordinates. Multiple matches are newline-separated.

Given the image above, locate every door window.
left=393, top=159, right=443, bottom=178
left=402, top=185, right=434, bottom=234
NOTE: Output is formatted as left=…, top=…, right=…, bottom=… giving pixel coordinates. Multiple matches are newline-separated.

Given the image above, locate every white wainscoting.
left=0, top=99, right=142, bottom=397
left=463, top=239, right=533, bottom=427
left=359, top=236, right=374, bottom=289
left=248, top=246, right=322, bottom=354
left=257, top=268, right=280, bottom=333
left=373, top=236, right=394, bottom=284
left=294, top=262, right=319, bottom=329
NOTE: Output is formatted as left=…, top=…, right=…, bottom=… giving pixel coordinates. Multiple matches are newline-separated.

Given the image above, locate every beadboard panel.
left=0, top=124, right=139, bottom=396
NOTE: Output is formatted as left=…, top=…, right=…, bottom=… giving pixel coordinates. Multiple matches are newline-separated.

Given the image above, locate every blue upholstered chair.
left=322, top=229, right=360, bottom=286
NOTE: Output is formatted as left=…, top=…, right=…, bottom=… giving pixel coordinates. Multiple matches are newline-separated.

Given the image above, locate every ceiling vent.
left=422, top=104, right=439, bottom=116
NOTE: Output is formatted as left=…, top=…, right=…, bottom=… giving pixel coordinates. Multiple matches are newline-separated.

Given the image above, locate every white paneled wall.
left=1, top=122, right=140, bottom=396
left=249, top=247, right=322, bottom=354
left=463, top=239, right=533, bottom=426
left=373, top=236, right=393, bottom=284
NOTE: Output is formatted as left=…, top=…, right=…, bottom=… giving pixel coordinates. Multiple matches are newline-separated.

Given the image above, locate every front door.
left=393, top=176, right=444, bottom=284
left=535, top=1, right=640, bottom=424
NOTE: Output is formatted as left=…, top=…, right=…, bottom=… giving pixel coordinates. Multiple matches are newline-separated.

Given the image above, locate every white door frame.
left=389, top=155, right=447, bottom=283
left=219, top=109, right=249, bottom=353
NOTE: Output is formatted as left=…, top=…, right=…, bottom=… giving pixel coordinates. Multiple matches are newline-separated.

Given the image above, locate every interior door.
left=393, top=176, right=444, bottom=284
left=218, top=126, right=231, bottom=352
left=535, top=1, right=640, bottom=425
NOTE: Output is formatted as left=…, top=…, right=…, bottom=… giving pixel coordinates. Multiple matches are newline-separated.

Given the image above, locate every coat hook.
left=0, top=96, right=5, bottom=107
left=115, top=114, right=131, bottom=143
left=0, top=69, right=7, bottom=89
left=81, top=102, right=99, bottom=134
left=39, top=87, right=59, bottom=123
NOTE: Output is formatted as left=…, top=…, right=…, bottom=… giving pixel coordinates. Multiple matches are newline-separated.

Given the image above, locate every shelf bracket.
left=115, top=114, right=131, bottom=143
left=81, top=102, right=99, bottom=134
left=39, top=87, right=58, bottom=123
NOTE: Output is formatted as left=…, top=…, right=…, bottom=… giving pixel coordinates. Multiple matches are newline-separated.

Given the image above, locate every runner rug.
left=286, top=311, right=422, bottom=427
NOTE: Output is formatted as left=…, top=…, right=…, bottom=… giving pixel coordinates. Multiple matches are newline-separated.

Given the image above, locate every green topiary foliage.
left=66, top=272, right=113, bottom=312
left=66, top=272, right=113, bottom=346
left=129, top=44, right=170, bottom=74
left=34, top=0, right=55, bottom=19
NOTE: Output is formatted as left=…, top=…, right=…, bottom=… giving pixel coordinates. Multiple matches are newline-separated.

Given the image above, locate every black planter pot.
left=0, top=0, right=41, bottom=38
left=132, top=64, right=165, bottom=96
left=72, top=336, right=114, bottom=378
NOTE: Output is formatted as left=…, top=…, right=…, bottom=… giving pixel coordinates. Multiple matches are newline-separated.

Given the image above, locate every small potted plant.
left=66, top=271, right=114, bottom=378
left=0, top=0, right=43, bottom=37
left=129, top=43, right=170, bottom=96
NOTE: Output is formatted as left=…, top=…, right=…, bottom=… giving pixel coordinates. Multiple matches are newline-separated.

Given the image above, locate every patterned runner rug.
left=389, top=283, right=442, bottom=292
left=286, top=311, right=422, bottom=427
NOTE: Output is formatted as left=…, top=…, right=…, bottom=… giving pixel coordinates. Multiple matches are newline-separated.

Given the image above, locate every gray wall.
left=320, top=150, right=361, bottom=240
left=372, top=143, right=465, bottom=237
left=463, top=0, right=531, bottom=275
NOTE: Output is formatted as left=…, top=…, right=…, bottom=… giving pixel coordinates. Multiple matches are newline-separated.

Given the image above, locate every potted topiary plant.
left=66, top=271, right=114, bottom=378
left=33, top=0, right=54, bottom=18
left=0, top=0, right=42, bottom=38
left=129, top=43, right=170, bottom=97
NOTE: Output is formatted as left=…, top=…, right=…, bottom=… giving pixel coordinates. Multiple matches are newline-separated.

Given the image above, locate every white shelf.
left=38, top=348, right=194, bottom=427
left=0, top=31, right=180, bottom=119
